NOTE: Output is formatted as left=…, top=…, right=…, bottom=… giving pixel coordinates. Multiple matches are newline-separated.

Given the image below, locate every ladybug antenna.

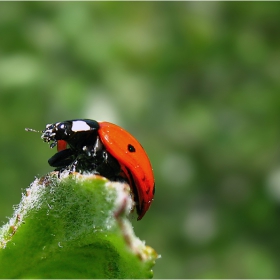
left=25, top=128, right=42, bottom=133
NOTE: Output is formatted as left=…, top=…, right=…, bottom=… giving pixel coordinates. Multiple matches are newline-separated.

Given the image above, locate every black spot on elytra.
left=128, top=144, right=136, bottom=152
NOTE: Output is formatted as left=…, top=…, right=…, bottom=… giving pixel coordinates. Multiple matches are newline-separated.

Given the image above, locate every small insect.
left=26, top=119, right=155, bottom=220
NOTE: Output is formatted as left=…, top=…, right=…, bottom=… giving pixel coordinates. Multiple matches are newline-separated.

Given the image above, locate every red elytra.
left=98, top=122, right=155, bottom=220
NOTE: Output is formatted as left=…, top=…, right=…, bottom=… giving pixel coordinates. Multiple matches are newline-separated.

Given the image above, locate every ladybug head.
left=41, top=121, right=74, bottom=148
left=27, top=119, right=100, bottom=150
left=41, top=119, right=100, bottom=150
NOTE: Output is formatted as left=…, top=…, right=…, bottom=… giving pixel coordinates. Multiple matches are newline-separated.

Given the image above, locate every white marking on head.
left=72, top=121, right=91, bottom=132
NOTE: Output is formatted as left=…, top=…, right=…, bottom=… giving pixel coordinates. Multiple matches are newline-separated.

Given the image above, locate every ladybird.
left=26, top=119, right=155, bottom=220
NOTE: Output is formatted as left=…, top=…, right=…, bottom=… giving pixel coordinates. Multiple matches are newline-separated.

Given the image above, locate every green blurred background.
left=1, top=2, right=280, bottom=278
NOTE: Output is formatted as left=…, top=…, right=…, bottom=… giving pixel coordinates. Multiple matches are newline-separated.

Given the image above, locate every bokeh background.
left=1, top=2, right=280, bottom=278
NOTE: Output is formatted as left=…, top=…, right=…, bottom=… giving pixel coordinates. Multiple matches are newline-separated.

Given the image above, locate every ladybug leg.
left=48, top=149, right=75, bottom=169
left=56, top=158, right=79, bottom=175
left=68, top=159, right=79, bottom=173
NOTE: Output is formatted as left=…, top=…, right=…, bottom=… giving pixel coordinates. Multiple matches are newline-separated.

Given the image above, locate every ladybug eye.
left=57, top=123, right=67, bottom=131
left=128, top=144, right=136, bottom=153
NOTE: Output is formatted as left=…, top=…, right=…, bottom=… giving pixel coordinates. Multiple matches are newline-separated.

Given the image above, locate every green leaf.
left=0, top=172, right=157, bottom=278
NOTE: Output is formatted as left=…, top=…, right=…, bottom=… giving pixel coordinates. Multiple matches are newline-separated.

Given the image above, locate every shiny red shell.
left=98, top=122, right=155, bottom=220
